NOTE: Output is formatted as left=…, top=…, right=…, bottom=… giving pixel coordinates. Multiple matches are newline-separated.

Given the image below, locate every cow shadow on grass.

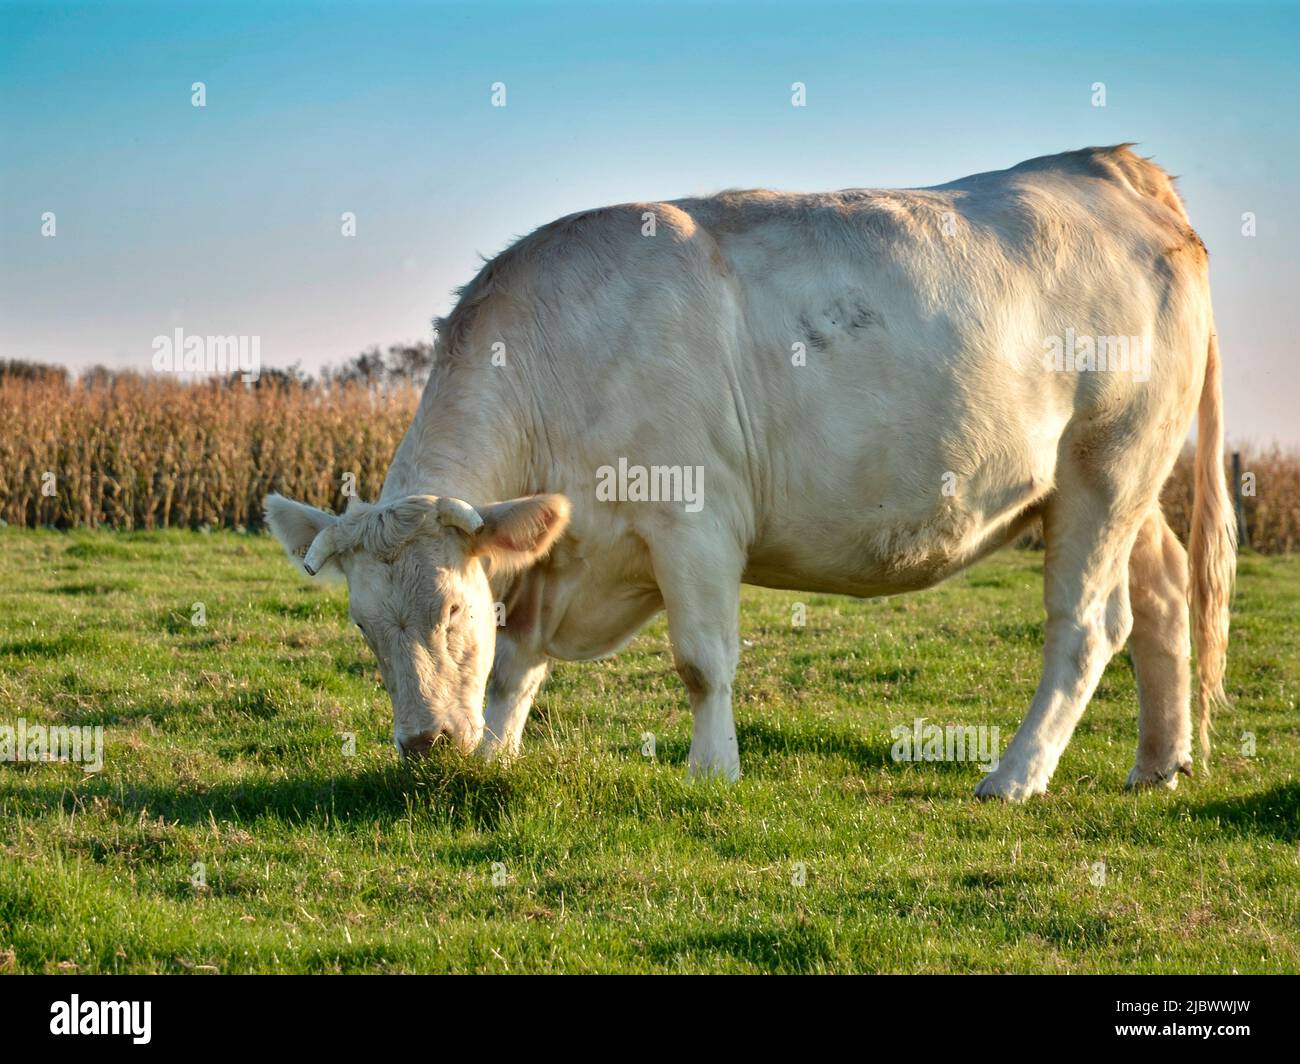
left=10, top=758, right=516, bottom=832
left=731, top=717, right=989, bottom=778
left=642, top=719, right=896, bottom=772
left=645, top=921, right=837, bottom=973
left=736, top=718, right=895, bottom=769
left=1189, top=781, right=1300, bottom=844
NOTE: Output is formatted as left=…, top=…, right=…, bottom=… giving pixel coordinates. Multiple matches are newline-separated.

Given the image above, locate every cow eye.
left=448, top=604, right=461, bottom=619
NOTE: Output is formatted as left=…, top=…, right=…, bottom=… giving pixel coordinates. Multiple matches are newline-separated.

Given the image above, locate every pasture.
left=0, top=528, right=1296, bottom=973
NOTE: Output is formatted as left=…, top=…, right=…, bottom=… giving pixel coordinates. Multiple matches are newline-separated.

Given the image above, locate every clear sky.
left=2, top=0, right=1297, bottom=443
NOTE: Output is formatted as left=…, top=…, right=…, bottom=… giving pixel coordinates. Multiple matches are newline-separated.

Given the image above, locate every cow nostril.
left=399, top=729, right=443, bottom=759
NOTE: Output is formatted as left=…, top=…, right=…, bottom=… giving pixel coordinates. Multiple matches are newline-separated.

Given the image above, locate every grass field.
left=0, top=528, right=1296, bottom=973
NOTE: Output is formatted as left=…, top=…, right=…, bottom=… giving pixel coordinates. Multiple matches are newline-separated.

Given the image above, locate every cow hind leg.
left=1125, top=508, right=1194, bottom=789
left=976, top=479, right=1146, bottom=801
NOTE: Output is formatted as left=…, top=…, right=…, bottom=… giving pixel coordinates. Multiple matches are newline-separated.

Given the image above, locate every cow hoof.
left=474, top=735, right=520, bottom=764
left=1124, top=759, right=1191, bottom=792
left=686, top=759, right=741, bottom=783
left=974, top=769, right=1046, bottom=802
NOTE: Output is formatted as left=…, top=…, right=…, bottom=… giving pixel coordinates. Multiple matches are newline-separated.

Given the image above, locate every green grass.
left=0, top=528, right=1296, bottom=973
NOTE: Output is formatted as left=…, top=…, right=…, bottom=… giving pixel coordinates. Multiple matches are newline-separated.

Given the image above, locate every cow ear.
left=263, top=493, right=342, bottom=578
left=469, top=494, right=570, bottom=573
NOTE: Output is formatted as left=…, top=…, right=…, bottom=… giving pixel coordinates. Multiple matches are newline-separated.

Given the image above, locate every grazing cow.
left=266, top=145, right=1235, bottom=800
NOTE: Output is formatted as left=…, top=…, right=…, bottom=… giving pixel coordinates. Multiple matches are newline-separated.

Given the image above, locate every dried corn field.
left=0, top=374, right=1296, bottom=551
left=1158, top=446, right=1300, bottom=554
left=0, top=375, right=420, bottom=531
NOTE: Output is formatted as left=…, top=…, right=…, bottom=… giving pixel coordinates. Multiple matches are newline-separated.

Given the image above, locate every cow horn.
left=436, top=496, right=483, bottom=534
left=301, top=525, right=338, bottom=576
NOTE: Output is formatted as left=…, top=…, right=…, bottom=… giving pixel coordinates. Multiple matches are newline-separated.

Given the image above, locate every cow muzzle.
left=398, top=728, right=447, bottom=760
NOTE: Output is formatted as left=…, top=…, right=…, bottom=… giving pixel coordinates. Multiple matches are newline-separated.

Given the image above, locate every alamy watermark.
left=1, top=719, right=103, bottom=772
left=891, top=717, right=1000, bottom=773
left=595, top=457, right=704, bottom=513
left=50, top=995, right=150, bottom=1044
left=151, top=328, right=261, bottom=382
left=1043, top=329, right=1152, bottom=382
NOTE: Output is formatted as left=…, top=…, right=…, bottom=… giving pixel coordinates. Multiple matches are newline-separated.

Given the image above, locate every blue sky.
left=2, top=0, right=1297, bottom=442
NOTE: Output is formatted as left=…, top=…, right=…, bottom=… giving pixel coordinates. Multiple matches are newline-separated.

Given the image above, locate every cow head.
left=263, top=491, right=570, bottom=758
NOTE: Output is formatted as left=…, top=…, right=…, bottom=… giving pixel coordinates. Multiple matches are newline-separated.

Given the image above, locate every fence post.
left=1231, top=451, right=1249, bottom=549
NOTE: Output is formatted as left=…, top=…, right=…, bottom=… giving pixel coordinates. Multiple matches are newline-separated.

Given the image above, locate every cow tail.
left=1189, top=325, right=1236, bottom=769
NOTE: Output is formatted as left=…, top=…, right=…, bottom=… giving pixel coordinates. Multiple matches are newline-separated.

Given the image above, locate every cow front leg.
left=652, top=543, right=743, bottom=781
left=477, top=635, right=550, bottom=762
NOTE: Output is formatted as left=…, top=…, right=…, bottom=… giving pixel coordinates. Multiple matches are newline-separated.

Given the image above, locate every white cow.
left=266, top=145, right=1235, bottom=800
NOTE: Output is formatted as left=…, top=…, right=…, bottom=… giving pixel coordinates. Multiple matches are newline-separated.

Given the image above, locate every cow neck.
left=379, top=364, right=535, bottom=509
